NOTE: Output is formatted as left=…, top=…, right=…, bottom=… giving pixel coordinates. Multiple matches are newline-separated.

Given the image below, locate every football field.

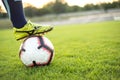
left=0, top=21, right=120, bottom=80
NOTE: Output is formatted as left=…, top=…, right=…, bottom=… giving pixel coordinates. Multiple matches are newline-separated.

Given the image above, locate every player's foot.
left=13, top=21, right=53, bottom=40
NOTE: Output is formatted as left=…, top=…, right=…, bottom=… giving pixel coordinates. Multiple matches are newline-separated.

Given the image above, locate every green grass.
left=0, top=21, right=120, bottom=80
left=0, top=19, right=12, bottom=29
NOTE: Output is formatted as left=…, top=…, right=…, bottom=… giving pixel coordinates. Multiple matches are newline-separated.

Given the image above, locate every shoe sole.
left=17, top=27, right=53, bottom=41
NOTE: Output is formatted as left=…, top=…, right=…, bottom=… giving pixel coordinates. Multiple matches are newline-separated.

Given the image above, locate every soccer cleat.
left=13, top=21, right=53, bottom=40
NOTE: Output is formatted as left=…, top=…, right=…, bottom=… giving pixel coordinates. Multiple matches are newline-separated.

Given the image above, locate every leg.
left=2, top=0, right=27, bottom=28
left=2, top=0, right=53, bottom=41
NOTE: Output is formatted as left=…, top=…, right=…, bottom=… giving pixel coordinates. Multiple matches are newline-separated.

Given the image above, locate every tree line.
left=0, top=0, right=120, bottom=18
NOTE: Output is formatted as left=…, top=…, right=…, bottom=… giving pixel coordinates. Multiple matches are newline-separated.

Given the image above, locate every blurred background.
left=0, top=0, right=120, bottom=29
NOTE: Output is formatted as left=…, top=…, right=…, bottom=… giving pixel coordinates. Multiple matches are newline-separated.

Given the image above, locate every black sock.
left=2, top=0, right=27, bottom=28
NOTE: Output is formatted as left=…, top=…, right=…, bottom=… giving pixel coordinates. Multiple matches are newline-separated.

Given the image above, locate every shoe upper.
left=13, top=21, right=53, bottom=40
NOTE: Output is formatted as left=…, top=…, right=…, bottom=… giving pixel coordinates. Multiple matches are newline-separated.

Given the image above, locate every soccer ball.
left=19, top=35, right=54, bottom=67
